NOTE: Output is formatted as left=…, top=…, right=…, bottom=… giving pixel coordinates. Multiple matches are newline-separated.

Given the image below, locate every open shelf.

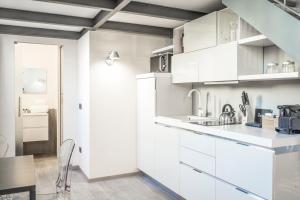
left=238, top=72, right=300, bottom=81
left=238, top=35, right=274, bottom=47
left=152, top=45, right=173, bottom=55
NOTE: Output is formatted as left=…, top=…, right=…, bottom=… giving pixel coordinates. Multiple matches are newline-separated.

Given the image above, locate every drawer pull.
left=235, top=187, right=249, bottom=194
left=235, top=187, right=265, bottom=200
left=193, top=168, right=203, bottom=174
left=236, top=142, right=250, bottom=147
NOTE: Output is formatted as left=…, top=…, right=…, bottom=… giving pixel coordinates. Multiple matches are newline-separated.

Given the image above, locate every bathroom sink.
left=29, top=105, right=49, bottom=113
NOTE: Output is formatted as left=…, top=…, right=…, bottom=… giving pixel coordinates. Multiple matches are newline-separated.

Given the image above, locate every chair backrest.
left=0, top=135, right=9, bottom=158
left=56, top=139, right=75, bottom=192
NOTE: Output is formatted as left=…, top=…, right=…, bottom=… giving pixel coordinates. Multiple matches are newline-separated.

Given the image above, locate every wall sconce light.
left=105, top=51, right=120, bottom=66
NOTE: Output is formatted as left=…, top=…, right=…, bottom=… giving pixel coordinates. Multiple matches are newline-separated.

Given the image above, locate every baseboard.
left=77, top=167, right=141, bottom=183
left=141, top=172, right=184, bottom=200
left=75, top=167, right=183, bottom=200
left=71, top=165, right=80, bottom=170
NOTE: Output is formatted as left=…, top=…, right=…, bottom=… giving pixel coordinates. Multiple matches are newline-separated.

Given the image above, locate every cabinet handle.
left=236, top=142, right=250, bottom=147
left=235, top=187, right=265, bottom=200
left=192, top=131, right=203, bottom=135
left=235, top=187, right=249, bottom=194
left=193, top=168, right=203, bottom=174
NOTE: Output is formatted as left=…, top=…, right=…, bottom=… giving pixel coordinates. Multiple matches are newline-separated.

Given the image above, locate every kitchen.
left=0, top=0, right=299, bottom=200
left=137, top=1, right=300, bottom=200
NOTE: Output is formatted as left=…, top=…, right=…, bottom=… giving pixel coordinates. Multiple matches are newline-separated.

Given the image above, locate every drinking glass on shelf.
left=266, top=62, right=279, bottom=74
left=281, top=60, right=295, bottom=73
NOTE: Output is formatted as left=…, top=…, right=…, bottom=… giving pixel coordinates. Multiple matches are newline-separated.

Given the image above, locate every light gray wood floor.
left=12, top=156, right=175, bottom=200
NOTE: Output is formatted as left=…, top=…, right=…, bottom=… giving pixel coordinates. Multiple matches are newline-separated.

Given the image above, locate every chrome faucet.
left=205, top=91, right=210, bottom=117
left=187, top=89, right=203, bottom=116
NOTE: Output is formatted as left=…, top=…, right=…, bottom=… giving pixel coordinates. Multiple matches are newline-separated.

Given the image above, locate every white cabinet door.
left=213, top=43, right=238, bottom=82
left=155, top=124, right=179, bottom=193
left=137, top=78, right=156, bottom=177
left=184, top=12, right=217, bottom=52
left=216, top=180, right=265, bottom=200
left=23, top=127, right=48, bottom=142
left=198, top=47, right=216, bottom=82
left=180, top=163, right=215, bottom=200
left=23, top=115, right=48, bottom=128
left=172, top=52, right=199, bottom=83
left=216, top=139, right=274, bottom=200
left=180, top=130, right=216, bottom=157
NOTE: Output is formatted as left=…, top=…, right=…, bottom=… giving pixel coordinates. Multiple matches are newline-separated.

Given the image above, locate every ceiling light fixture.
left=105, top=51, right=120, bottom=66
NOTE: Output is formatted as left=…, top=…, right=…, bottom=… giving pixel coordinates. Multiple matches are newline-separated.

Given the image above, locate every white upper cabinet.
left=172, top=8, right=265, bottom=84
left=198, top=47, right=217, bottom=82
left=184, top=12, right=217, bottom=52
left=173, top=43, right=239, bottom=83
left=213, top=42, right=238, bottom=82
left=172, top=51, right=199, bottom=83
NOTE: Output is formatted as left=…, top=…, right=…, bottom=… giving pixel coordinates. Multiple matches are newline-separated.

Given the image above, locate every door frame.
left=14, top=41, right=64, bottom=156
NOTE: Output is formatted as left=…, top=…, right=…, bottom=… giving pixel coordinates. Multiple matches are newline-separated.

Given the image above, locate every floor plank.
left=12, top=156, right=175, bottom=200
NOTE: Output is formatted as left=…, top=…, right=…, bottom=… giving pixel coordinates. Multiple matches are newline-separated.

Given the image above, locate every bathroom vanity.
left=23, top=113, right=49, bottom=142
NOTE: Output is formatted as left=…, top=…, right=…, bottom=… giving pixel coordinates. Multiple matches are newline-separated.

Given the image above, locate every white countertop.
left=155, top=116, right=300, bottom=148
left=23, top=112, right=48, bottom=116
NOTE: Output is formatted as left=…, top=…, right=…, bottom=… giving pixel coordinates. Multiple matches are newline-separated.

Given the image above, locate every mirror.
left=22, top=68, right=47, bottom=94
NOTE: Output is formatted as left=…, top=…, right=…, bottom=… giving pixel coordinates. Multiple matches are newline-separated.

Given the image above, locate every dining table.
left=0, top=155, right=36, bottom=200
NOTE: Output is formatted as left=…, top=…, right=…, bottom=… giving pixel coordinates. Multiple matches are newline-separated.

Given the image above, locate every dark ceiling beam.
left=34, top=0, right=117, bottom=10
left=34, top=0, right=205, bottom=21
left=0, top=24, right=80, bottom=40
left=122, top=2, right=206, bottom=21
left=100, top=21, right=173, bottom=37
left=93, top=0, right=132, bottom=28
left=0, top=8, right=93, bottom=28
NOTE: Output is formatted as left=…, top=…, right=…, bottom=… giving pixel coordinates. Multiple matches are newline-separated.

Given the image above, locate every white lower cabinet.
left=180, top=147, right=215, bottom=176
left=155, top=124, right=179, bottom=193
left=180, top=163, right=215, bottom=200
left=216, top=139, right=274, bottom=200
left=216, top=180, right=265, bottom=200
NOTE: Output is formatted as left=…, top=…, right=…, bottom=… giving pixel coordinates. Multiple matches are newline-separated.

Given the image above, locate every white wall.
left=0, top=34, right=78, bottom=163
left=77, top=30, right=171, bottom=179
left=77, top=33, right=90, bottom=176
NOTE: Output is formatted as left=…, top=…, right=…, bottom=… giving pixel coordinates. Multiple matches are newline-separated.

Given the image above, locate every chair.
left=55, top=139, right=75, bottom=199
left=36, top=139, right=75, bottom=200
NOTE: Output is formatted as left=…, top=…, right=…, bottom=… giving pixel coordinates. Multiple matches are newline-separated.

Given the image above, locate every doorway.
left=14, top=42, right=63, bottom=156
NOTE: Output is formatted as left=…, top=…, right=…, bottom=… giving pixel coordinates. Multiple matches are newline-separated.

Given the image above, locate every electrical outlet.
left=79, top=146, right=82, bottom=153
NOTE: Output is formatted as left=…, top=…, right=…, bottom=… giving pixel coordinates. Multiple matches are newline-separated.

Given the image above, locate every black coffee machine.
left=276, top=105, right=300, bottom=134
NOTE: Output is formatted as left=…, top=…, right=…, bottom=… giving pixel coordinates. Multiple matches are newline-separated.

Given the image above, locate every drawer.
left=180, top=147, right=215, bottom=175
left=23, top=115, right=48, bottom=128
left=216, top=139, right=274, bottom=200
left=180, top=163, right=215, bottom=200
left=216, top=180, right=265, bottom=200
left=23, top=128, right=48, bottom=142
left=180, top=130, right=215, bottom=157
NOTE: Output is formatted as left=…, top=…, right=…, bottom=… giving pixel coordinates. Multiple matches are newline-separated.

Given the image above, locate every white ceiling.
left=109, top=13, right=185, bottom=28
left=133, top=0, right=223, bottom=12
left=0, top=19, right=82, bottom=31
left=0, top=0, right=224, bottom=34
left=0, top=0, right=100, bottom=18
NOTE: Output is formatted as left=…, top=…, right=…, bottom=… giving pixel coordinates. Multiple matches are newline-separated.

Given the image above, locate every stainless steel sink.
left=182, top=115, right=219, bottom=122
